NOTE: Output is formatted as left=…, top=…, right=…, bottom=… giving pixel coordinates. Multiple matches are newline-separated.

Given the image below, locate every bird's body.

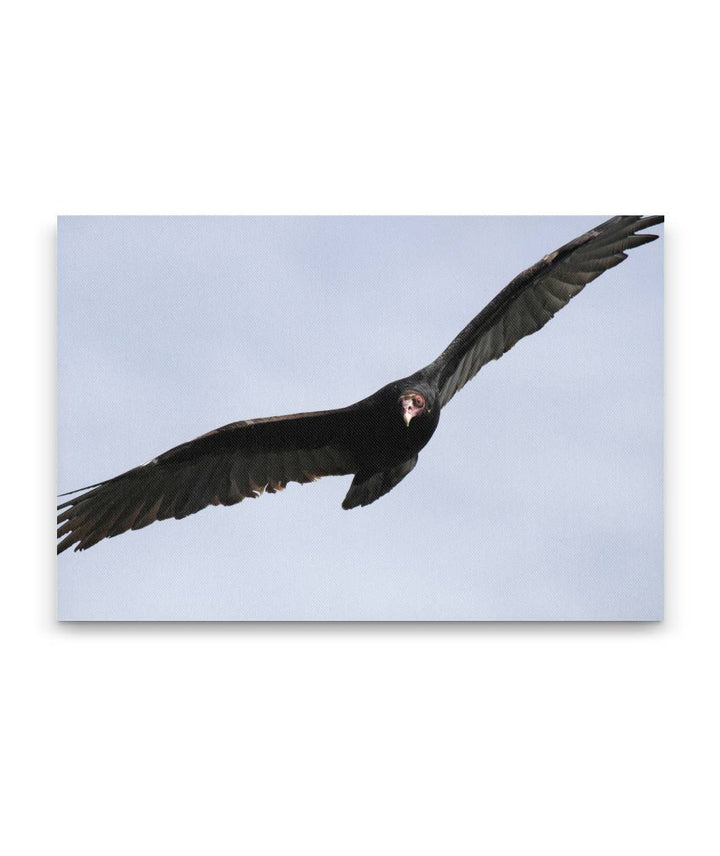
left=58, top=215, right=663, bottom=553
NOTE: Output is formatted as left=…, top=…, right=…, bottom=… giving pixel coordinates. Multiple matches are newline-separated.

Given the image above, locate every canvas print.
left=57, top=216, right=664, bottom=621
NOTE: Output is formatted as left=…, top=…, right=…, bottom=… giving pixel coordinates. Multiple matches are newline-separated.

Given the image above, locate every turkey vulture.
left=58, top=215, right=663, bottom=553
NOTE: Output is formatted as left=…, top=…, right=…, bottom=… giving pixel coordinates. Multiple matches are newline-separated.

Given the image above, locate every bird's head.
left=398, top=390, right=428, bottom=427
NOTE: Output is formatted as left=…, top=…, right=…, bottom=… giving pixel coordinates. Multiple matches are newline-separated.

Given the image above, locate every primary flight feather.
left=58, top=215, right=663, bottom=553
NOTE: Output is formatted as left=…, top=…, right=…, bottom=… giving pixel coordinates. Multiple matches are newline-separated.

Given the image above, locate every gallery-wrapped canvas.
left=57, top=216, right=663, bottom=620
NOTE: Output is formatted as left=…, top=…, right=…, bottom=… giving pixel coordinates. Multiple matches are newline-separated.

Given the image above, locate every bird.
left=57, top=215, right=663, bottom=553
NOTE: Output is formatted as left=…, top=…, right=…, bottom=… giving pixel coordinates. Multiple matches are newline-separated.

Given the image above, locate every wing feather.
left=426, top=215, right=663, bottom=407
left=58, top=408, right=358, bottom=553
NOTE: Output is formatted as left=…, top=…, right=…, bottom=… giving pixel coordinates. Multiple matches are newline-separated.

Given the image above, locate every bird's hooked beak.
left=400, top=393, right=425, bottom=427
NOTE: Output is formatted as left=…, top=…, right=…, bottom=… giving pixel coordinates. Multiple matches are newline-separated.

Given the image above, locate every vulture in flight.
left=58, top=215, right=663, bottom=553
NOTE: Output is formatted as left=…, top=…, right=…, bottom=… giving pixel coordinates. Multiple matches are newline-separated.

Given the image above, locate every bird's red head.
left=398, top=391, right=426, bottom=427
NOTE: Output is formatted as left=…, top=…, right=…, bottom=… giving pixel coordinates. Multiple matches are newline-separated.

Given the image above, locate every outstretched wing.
left=57, top=408, right=358, bottom=553
left=425, top=215, right=664, bottom=408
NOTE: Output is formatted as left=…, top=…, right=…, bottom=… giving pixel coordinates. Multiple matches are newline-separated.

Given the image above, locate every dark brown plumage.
left=58, top=215, right=663, bottom=553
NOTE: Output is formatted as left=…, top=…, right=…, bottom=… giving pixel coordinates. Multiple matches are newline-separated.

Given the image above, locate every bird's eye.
left=414, top=397, right=424, bottom=409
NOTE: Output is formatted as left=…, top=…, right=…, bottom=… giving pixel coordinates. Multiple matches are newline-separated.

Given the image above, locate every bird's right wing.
left=425, top=216, right=664, bottom=408
left=57, top=407, right=359, bottom=553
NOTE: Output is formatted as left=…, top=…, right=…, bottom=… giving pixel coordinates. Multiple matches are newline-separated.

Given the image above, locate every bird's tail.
left=341, top=456, right=418, bottom=509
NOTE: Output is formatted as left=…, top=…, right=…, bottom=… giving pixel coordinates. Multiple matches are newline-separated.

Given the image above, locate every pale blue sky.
left=57, top=216, right=663, bottom=620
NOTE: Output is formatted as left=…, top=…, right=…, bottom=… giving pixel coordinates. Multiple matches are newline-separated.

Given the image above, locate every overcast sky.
left=57, top=216, right=663, bottom=620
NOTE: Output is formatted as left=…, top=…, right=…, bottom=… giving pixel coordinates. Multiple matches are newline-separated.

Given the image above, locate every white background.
left=3, top=1, right=718, bottom=854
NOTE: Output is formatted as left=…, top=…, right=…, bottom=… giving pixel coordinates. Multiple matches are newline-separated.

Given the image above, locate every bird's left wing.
left=425, top=215, right=663, bottom=408
left=57, top=407, right=358, bottom=553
